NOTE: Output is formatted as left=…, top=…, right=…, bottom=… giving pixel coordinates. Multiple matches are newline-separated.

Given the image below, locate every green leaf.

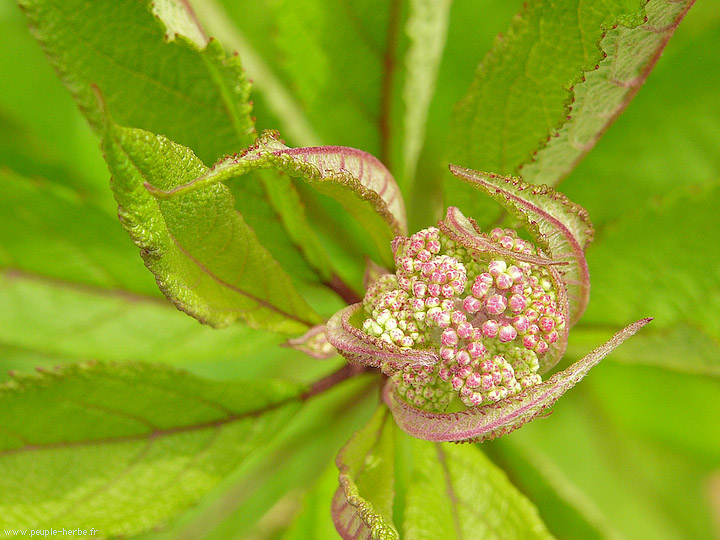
left=0, top=270, right=328, bottom=384
left=332, top=406, right=556, bottom=540
left=448, top=166, right=593, bottom=325
left=484, top=438, right=625, bottom=540
left=149, top=130, right=407, bottom=267
left=333, top=406, right=398, bottom=540
left=18, top=0, right=328, bottom=286
left=402, top=0, right=452, bottom=186
left=504, top=363, right=720, bottom=540
left=103, top=119, right=321, bottom=333
left=130, top=373, right=376, bottom=540
left=518, top=0, right=696, bottom=186
left=401, top=439, right=555, bottom=540
left=445, top=0, right=647, bottom=221
left=581, top=181, right=720, bottom=358
left=0, top=362, right=304, bottom=538
left=18, top=0, right=252, bottom=164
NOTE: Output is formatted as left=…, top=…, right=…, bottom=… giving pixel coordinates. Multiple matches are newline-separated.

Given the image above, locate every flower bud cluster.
left=360, top=225, right=566, bottom=412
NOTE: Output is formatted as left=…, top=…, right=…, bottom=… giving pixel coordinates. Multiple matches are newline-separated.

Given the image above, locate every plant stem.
left=302, top=363, right=372, bottom=401
left=325, top=273, right=363, bottom=305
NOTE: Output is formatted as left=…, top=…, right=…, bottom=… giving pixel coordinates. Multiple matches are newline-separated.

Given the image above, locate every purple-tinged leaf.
left=283, top=324, right=337, bottom=360
left=518, top=0, right=696, bottom=186
left=326, top=304, right=439, bottom=374
left=147, top=130, right=406, bottom=267
left=449, top=165, right=593, bottom=326
left=333, top=407, right=398, bottom=540
left=439, top=206, right=565, bottom=270
left=385, top=318, right=652, bottom=443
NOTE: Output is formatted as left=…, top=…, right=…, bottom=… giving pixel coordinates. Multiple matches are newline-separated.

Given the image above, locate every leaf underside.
left=386, top=318, right=652, bottom=443
left=0, top=362, right=304, bottom=537
left=149, top=130, right=406, bottom=268
left=104, top=120, right=320, bottom=333
left=449, top=166, right=592, bottom=326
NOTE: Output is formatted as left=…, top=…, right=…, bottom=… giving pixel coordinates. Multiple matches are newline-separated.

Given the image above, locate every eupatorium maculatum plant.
left=7, top=0, right=707, bottom=538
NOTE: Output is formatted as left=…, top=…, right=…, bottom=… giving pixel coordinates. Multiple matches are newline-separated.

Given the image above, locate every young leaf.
left=326, top=304, right=439, bottom=373
left=402, top=0, right=452, bottom=186
left=333, top=407, right=556, bottom=540
left=103, top=120, right=321, bottom=333
left=518, top=0, right=696, bottom=186
left=333, top=406, right=398, bottom=540
left=449, top=165, right=593, bottom=325
left=401, top=439, right=555, bottom=540
left=385, top=318, right=652, bottom=443
left=445, top=0, right=648, bottom=221
left=18, top=0, right=330, bottom=286
left=18, top=0, right=252, bottom=163
left=0, top=362, right=305, bottom=538
left=149, top=130, right=407, bottom=266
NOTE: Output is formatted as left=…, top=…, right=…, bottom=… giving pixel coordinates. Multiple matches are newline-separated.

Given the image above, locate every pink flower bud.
left=427, top=239, right=441, bottom=254
left=399, top=336, right=414, bottom=347
left=498, top=325, right=518, bottom=343
left=480, top=373, right=494, bottom=391
left=482, top=319, right=499, bottom=338
left=452, top=310, right=467, bottom=325
left=457, top=322, right=474, bottom=339
left=467, top=341, right=487, bottom=359
left=523, top=334, right=538, bottom=350
left=421, top=261, right=436, bottom=277
left=435, top=310, right=452, bottom=328
left=456, top=365, right=472, bottom=378
left=451, top=376, right=464, bottom=391
left=425, top=297, right=440, bottom=308
left=495, top=272, right=513, bottom=290
left=490, top=228, right=504, bottom=241
left=468, top=392, right=484, bottom=406
left=455, top=349, right=471, bottom=365
left=463, top=296, right=482, bottom=314
left=441, top=328, right=458, bottom=346
left=507, top=265, right=524, bottom=282
left=500, top=236, right=515, bottom=250
left=509, top=293, right=528, bottom=312
left=417, top=249, right=431, bottom=262
left=546, top=330, right=559, bottom=344
left=427, top=283, right=441, bottom=297
left=488, top=260, right=507, bottom=277
left=441, top=284, right=456, bottom=298
left=430, top=271, right=445, bottom=284
left=535, top=340, right=549, bottom=355
left=539, top=316, right=555, bottom=333
left=512, top=315, right=530, bottom=333
left=485, top=294, right=507, bottom=315
left=465, top=372, right=482, bottom=388
left=412, top=282, right=427, bottom=298
left=440, top=346, right=456, bottom=361
left=471, top=280, right=489, bottom=299
left=438, top=366, right=451, bottom=381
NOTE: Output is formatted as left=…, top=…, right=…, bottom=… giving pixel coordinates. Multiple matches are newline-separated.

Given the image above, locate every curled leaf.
left=283, top=325, right=337, bottom=360
left=449, top=165, right=593, bottom=325
left=326, top=304, right=439, bottom=374
left=147, top=130, right=406, bottom=266
left=385, top=318, right=652, bottom=443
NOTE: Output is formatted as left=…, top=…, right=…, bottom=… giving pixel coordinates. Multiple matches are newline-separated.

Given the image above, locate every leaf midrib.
left=0, top=393, right=297, bottom=457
